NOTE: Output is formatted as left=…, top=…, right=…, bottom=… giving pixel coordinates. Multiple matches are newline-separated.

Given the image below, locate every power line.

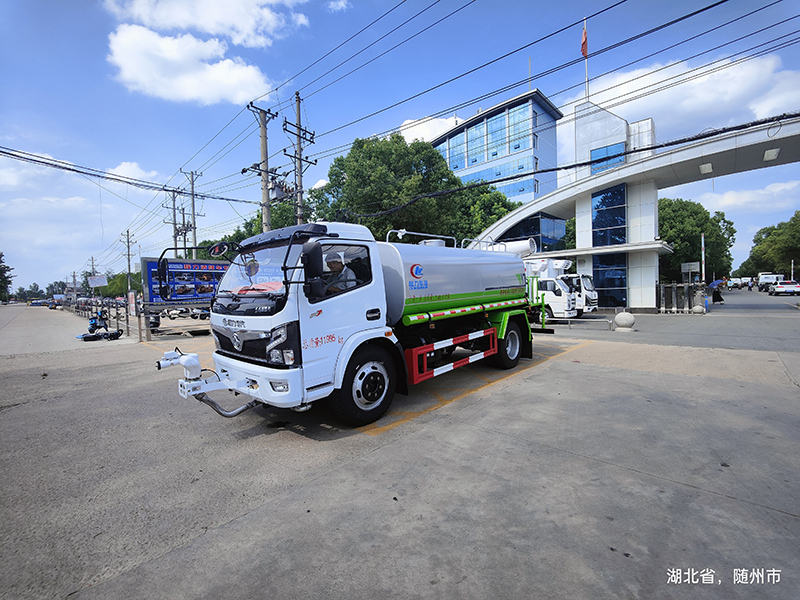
left=316, top=0, right=726, bottom=139
left=335, top=110, right=800, bottom=221
left=301, top=0, right=786, bottom=166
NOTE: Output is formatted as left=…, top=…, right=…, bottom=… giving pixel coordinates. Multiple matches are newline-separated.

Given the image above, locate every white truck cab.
left=559, top=273, right=598, bottom=317
left=524, top=259, right=577, bottom=321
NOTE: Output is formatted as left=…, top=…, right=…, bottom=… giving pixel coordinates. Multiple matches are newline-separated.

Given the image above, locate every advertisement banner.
left=141, top=257, right=229, bottom=308
left=88, top=275, right=108, bottom=288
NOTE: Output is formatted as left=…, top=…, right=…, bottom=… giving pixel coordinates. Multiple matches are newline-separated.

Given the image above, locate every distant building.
left=430, top=89, right=563, bottom=206
left=482, top=100, right=670, bottom=309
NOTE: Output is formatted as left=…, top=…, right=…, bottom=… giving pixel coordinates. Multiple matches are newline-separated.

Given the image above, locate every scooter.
left=88, top=309, right=109, bottom=333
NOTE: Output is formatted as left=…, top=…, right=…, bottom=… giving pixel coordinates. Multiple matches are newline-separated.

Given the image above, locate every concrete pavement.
left=0, top=300, right=798, bottom=599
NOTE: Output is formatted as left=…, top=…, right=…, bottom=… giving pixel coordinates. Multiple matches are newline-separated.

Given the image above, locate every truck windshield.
left=214, top=243, right=302, bottom=314
left=581, top=275, right=595, bottom=291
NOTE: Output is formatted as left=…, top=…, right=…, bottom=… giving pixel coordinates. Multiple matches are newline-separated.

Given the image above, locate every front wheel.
left=494, top=321, right=522, bottom=369
left=332, top=345, right=396, bottom=426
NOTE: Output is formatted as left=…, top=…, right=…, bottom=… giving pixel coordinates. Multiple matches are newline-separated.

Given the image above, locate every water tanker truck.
left=156, top=222, right=537, bottom=426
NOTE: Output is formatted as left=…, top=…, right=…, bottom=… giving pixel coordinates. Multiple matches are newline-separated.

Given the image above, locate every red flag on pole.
left=581, top=23, right=588, bottom=58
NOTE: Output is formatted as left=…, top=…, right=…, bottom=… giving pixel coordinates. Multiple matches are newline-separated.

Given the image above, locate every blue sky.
left=2, top=0, right=799, bottom=291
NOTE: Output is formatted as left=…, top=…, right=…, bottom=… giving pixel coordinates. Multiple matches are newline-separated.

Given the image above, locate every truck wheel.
left=494, top=321, right=521, bottom=369
left=333, top=345, right=396, bottom=426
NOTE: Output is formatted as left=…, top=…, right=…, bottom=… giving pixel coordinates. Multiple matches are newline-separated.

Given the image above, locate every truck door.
left=298, top=243, right=381, bottom=392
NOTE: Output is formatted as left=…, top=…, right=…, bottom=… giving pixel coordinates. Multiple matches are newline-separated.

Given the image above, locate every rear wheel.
left=332, top=345, right=396, bottom=426
left=494, top=321, right=522, bottom=369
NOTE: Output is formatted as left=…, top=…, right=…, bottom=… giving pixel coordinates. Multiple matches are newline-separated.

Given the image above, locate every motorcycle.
left=88, top=309, right=109, bottom=333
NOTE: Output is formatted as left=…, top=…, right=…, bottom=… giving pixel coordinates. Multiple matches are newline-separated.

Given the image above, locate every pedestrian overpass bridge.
left=478, top=108, right=800, bottom=309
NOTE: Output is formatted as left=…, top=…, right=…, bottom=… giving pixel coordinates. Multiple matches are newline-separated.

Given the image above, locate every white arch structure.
left=478, top=104, right=800, bottom=309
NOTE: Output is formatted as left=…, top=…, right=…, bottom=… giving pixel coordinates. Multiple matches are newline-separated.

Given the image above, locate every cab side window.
left=320, top=244, right=372, bottom=297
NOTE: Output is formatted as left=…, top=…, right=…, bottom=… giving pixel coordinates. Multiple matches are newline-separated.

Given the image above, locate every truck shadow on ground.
left=226, top=336, right=580, bottom=442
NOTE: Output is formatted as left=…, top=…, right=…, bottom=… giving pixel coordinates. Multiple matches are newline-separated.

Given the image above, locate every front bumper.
left=178, top=351, right=305, bottom=409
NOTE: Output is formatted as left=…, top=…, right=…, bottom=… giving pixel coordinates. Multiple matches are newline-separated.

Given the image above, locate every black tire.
left=332, top=345, right=396, bottom=426
left=494, top=321, right=522, bottom=369
left=576, top=309, right=584, bottom=318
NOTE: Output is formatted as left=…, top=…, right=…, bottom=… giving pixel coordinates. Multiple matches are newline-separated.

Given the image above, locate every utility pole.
left=181, top=207, right=188, bottom=257
left=171, top=191, right=178, bottom=258
left=246, top=103, right=278, bottom=232
left=162, top=191, right=180, bottom=258
left=121, top=229, right=136, bottom=293
left=283, top=91, right=316, bottom=225
left=181, top=170, right=202, bottom=258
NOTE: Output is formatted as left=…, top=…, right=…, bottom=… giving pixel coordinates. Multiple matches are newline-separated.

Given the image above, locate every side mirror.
left=209, top=240, right=239, bottom=258
left=208, top=242, right=230, bottom=258
left=303, top=278, right=325, bottom=300
left=157, top=258, right=169, bottom=284
left=159, top=285, right=172, bottom=301
left=554, top=287, right=562, bottom=297
left=301, top=241, right=324, bottom=279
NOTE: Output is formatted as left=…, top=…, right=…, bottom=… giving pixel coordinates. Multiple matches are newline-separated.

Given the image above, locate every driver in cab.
left=324, top=253, right=356, bottom=295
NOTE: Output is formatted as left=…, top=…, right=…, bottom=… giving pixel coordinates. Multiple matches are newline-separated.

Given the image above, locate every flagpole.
left=583, top=18, right=589, bottom=100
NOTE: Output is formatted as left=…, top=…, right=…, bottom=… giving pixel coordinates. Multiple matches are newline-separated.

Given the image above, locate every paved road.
left=0, top=299, right=798, bottom=599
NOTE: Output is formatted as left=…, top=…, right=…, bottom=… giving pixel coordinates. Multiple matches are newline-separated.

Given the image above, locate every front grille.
left=215, top=330, right=270, bottom=364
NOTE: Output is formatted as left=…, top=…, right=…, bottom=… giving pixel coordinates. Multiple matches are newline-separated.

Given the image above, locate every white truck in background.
left=558, top=272, right=598, bottom=317
left=523, top=258, right=578, bottom=322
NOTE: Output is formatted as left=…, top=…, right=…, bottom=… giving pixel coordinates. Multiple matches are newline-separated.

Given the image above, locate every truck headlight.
left=265, top=322, right=300, bottom=366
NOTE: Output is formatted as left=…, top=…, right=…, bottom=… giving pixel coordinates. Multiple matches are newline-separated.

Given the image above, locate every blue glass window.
left=487, top=113, right=507, bottom=159
left=434, top=143, right=447, bottom=163
left=591, top=142, right=625, bottom=174
left=467, top=122, right=485, bottom=166
left=449, top=132, right=465, bottom=171
left=592, top=185, right=626, bottom=247
left=496, top=212, right=566, bottom=251
left=593, top=253, right=627, bottom=307
left=509, top=103, right=531, bottom=153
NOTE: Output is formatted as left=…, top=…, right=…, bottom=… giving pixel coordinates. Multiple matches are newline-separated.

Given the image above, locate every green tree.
left=564, top=217, right=576, bottom=250
left=27, top=282, right=44, bottom=299
left=735, top=211, right=800, bottom=277
left=100, top=272, right=142, bottom=297
left=658, top=198, right=735, bottom=282
left=45, top=281, right=67, bottom=297
left=311, top=133, right=520, bottom=241
left=0, top=252, right=14, bottom=302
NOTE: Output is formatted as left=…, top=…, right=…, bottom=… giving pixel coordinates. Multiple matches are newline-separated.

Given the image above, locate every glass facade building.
left=591, top=184, right=628, bottom=306
left=431, top=90, right=562, bottom=204
left=496, top=211, right=567, bottom=253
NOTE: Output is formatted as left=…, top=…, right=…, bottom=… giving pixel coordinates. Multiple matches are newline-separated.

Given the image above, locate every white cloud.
left=398, top=116, right=460, bottom=143
left=695, top=180, right=800, bottom=213
left=104, top=0, right=309, bottom=48
left=327, top=0, right=350, bottom=12
left=557, top=55, right=800, bottom=167
left=0, top=159, right=49, bottom=189
left=108, top=161, right=162, bottom=181
left=108, top=24, right=273, bottom=105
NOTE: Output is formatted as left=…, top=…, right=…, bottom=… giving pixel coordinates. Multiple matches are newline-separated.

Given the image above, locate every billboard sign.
left=141, top=257, right=229, bottom=308
left=681, top=261, right=700, bottom=273
left=88, top=275, right=108, bottom=288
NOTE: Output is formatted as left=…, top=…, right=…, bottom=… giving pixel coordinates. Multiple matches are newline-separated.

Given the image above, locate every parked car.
left=758, top=274, right=785, bottom=291
left=768, top=281, right=799, bottom=296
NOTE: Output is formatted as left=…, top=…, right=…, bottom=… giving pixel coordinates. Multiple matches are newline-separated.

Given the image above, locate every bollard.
left=671, top=282, right=678, bottom=314
left=614, top=311, right=635, bottom=331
